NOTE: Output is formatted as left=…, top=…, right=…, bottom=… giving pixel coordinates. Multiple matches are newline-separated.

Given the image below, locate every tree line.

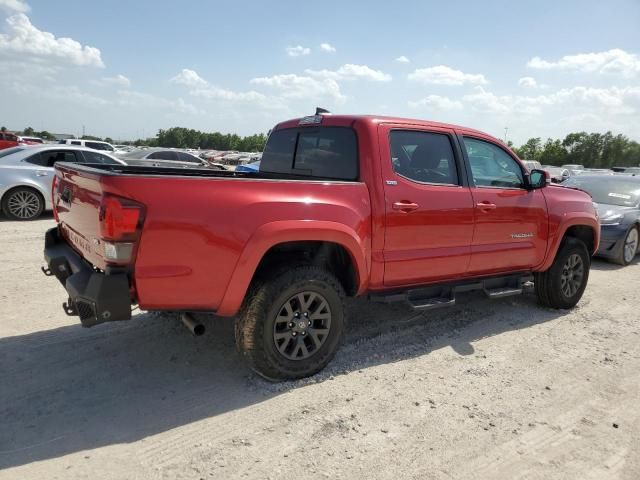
left=4, top=124, right=640, bottom=165
left=511, top=132, right=640, bottom=168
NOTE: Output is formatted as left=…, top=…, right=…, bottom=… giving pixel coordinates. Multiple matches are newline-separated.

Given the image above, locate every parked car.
left=0, top=132, right=24, bottom=150
left=42, top=112, right=599, bottom=380
left=541, top=165, right=570, bottom=183
left=521, top=160, right=543, bottom=171
left=563, top=175, right=640, bottom=265
left=0, top=145, right=125, bottom=220
left=18, top=136, right=45, bottom=144
left=235, top=160, right=260, bottom=173
left=117, top=148, right=221, bottom=169
left=58, top=139, right=117, bottom=152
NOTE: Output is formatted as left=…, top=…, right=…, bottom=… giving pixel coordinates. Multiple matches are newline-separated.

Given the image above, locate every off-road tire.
left=535, top=237, right=590, bottom=309
left=235, top=265, right=346, bottom=380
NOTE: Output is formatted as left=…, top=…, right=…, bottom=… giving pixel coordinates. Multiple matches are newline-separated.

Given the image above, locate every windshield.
left=0, top=147, right=25, bottom=159
left=564, top=177, right=640, bottom=207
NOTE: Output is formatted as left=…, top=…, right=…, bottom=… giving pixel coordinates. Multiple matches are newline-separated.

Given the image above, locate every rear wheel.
left=235, top=266, right=346, bottom=380
left=615, top=226, right=639, bottom=266
left=535, top=237, right=590, bottom=309
left=1, top=187, right=44, bottom=220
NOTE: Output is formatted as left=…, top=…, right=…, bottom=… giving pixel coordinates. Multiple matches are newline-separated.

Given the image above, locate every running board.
left=369, top=273, right=533, bottom=311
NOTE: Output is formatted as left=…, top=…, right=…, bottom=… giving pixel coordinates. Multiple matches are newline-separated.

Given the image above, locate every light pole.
left=503, top=127, right=509, bottom=143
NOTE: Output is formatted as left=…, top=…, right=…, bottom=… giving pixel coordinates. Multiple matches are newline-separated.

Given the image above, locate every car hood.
left=595, top=203, right=638, bottom=218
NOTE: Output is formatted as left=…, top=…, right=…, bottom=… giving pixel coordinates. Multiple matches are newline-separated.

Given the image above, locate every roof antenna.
left=315, top=107, right=331, bottom=115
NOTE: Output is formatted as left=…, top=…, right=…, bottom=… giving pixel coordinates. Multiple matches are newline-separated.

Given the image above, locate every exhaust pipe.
left=180, top=312, right=205, bottom=336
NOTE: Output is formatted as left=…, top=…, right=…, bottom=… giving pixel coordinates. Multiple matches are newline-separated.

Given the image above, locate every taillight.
left=51, top=174, right=59, bottom=222
left=99, top=194, right=144, bottom=241
left=99, top=194, right=145, bottom=264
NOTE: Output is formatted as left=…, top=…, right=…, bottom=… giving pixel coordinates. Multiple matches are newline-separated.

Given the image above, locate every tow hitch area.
left=43, top=227, right=132, bottom=328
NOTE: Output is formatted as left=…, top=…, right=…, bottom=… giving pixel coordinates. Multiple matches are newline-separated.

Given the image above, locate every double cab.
left=43, top=112, right=600, bottom=379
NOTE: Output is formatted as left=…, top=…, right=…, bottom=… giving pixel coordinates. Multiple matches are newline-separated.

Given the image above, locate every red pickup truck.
left=43, top=112, right=600, bottom=379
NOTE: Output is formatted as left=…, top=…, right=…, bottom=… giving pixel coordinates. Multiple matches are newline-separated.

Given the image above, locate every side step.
left=483, top=287, right=522, bottom=298
left=409, top=296, right=455, bottom=311
left=370, top=273, right=533, bottom=312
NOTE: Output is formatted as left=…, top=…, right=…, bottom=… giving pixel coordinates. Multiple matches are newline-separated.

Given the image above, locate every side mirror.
left=528, top=169, right=549, bottom=189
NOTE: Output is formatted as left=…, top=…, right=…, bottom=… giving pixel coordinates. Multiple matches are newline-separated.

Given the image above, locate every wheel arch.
left=538, top=217, right=599, bottom=272
left=216, top=220, right=370, bottom=316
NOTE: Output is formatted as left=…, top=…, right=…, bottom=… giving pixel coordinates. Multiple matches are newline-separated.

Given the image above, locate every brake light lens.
left=51, top=174, right=59, bottom=222
left=99, top=195, right=144, bottom=241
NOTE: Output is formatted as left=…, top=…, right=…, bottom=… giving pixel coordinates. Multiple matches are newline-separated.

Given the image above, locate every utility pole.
left=82, top=124, right=85, bottom=138
left=503, top=127, right=509, bottom=143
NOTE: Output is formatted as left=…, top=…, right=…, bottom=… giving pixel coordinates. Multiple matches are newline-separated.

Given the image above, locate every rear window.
left=81, top=150, right=121, bottom=165
left=260, top=127, right=358, bottom=180
left=0, top=147, right=24, bottom=158
left=26, top=150, right=82, bottom=167
left=176, top=151, right=201, bottom=163
left=148, top=151, right=179, bottom=161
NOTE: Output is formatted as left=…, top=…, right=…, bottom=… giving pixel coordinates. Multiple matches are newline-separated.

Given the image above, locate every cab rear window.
left=260, top=127, right=358, bottom=181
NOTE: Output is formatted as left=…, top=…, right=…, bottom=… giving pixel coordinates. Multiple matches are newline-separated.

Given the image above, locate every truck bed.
left=52, top=161, right=371, bottom=315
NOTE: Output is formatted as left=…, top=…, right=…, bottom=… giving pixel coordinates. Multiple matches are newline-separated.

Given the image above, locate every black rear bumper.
left=43, top=227, right=132, bottom=327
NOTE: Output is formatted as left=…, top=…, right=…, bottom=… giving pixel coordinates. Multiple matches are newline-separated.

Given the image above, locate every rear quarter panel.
left=108, top=175, right=372, bottom=313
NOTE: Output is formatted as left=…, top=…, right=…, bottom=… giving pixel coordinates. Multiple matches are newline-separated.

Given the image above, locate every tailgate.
left=54, top=164, right=110, bottom=269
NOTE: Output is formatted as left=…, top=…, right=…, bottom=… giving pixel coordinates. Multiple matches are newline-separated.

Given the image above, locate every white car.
left=58, top=139, right=116, bottom=152
left=0, top=145, right=125, bottom=220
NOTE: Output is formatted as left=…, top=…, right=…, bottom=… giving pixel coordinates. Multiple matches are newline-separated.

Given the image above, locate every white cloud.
left=395, top=55, right=410, bottom=63
left=518, top=76, right=537, bottom=88
left=0, top=0, right=29, bottom=13
left=116, top=90, right=201, bottom=115
left=96, top=74, right=130, bottom=88
left=305, top=63, right=392, bottom=82
left=0, top=13, right=104, bottom=67
left=286, top=45, right=311, bottom=57
left=527, top=49, right=640, bottom=77
left=171, top=68, right=278, bottom=107
left=250, top=73, right=346, bottom=103
left=170, top=68, right=208, bottom=88
left=408, top=65, right=487, bottom=86
left=459, top=85, right=640, bottom=116
left=319, top=43, right=336, bottom=53
left=408, top=95, right=463, bottom=111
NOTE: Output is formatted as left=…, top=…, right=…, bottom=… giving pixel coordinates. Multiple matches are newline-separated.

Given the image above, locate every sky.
left=0, top=0, right=639, bottom=145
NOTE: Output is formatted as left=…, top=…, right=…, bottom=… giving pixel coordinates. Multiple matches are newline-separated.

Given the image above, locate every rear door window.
left=389, top=130, right=459, bottom=185
left=260, top=127, right=358, bottom=180
left=148, top=151, right=179, bottom=161
left=38, top=150, right=83, bottom=167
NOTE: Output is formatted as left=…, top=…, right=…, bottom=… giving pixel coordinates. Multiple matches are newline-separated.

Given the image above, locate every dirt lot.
left=0, top=217, right=639, bottom=480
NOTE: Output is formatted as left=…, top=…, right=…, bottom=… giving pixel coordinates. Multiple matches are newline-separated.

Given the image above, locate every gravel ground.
left=0, top=216, right=639, bottom=480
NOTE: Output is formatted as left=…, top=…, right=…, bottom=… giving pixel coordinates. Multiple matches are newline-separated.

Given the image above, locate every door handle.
left=392, top=201, right=419, bottom=212
left=476, top=202, right=497, bottom=211
left=35, top=170, right=49, bottom=177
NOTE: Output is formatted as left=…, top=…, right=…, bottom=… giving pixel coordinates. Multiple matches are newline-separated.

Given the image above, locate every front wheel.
left=535, top=237, right=590, bottom=309
left=235, top=266, right=346, bottom=380
left=614, top=226, right=639, bottom=266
